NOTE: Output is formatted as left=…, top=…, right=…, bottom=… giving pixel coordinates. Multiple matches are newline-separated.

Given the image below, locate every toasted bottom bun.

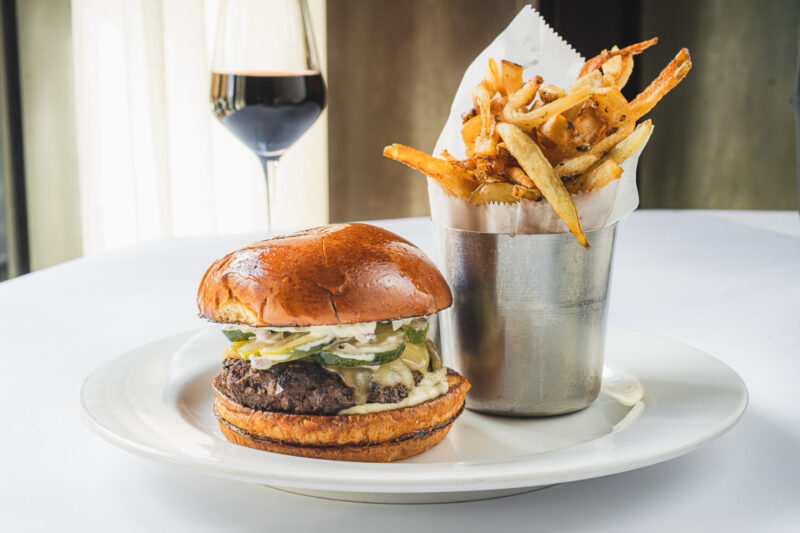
left=213, top=369, right=470, bottom=462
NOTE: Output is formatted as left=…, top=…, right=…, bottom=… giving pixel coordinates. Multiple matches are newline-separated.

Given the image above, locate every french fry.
left=539, top=84, right=565, bottom=103
left=578, top=37, right=659, bottom=77
left=554, top=153, right=599, bottom=178
left=615, top=55, right=634, bottom=88
left=564, top=160, right=623, bottom=193
left=570, top=70, right=603, bottom=92
left=474, top=131, right=500, bottom=158
left=585, top=160, right=624, bottom=190
left=469, top=182, right=519, bottom=205
left=497, top=123, right=588, bottom=248
left=506, top=166, right=534, bottom=187
left=507, top=77, right=542, bottom=109
left=511, top=184, right=542, bottom=201
left=501, top=85, right=592, bottom=131
left=601, top=47, right=634, bottom=89
left=383, top=144, right=476, bottom=200
left=601, top=119, right=653, bottom=165
left=600, top=48, right=623, bottom=86
left=472, top=82, right=493, bottom=129
left=486, top=58, right=502, bottom=93
left=538, top=114, right=571, bottom=146
left=583, top=119, right=635, bottom=159
left=501, top=60, right=523, bottom=96
left=630, top=48, right=692, bottom=120
left=440, top=149, right=457, bottom=162
left=567, top=120, right=652, bottom=193
left=589, top=87, right=632, bottom=127
left=461, top=115, right=482, bottom=153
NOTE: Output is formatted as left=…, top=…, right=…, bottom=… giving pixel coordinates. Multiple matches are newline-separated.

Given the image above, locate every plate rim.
left=79, top=327, right=748, bottom=494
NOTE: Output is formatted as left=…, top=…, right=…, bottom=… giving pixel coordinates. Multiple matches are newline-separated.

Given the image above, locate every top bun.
left=197, top=223, right=452, bottom=326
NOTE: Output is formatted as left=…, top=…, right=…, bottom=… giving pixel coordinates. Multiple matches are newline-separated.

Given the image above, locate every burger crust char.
left=196, top=223, right=453, bottom=327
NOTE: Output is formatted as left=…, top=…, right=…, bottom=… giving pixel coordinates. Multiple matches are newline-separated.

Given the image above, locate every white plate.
left=80, top=327, right=747, bottom=503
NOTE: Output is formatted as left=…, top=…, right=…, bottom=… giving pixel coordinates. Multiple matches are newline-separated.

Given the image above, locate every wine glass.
left=210, top=0, right=326, bottom=233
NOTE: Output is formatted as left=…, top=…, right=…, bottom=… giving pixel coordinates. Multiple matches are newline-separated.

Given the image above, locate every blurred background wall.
left=1, top=0, right=798, bottom=280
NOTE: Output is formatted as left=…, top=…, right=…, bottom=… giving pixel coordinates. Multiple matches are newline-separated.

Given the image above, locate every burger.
left=197, top=223, right=470, bottom=462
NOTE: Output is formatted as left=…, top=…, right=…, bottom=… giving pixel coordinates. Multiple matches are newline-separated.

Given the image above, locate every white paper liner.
left=429, top=5, right=650, bottom=234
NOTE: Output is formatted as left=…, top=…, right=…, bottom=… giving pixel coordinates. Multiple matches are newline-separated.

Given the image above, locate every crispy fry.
left=570, top=70, right=603, bottom=92
left=569, top=107, right=606, bottom=150
left=486, top=58, right=502, bottom=93
left=461, top=115, right=482, bottom=154
left=507, top=76, right=542, bottom=109
left=600, top=46, right=635, bottom=89
left=472, top=81, right=493, bottom=129
left=500, top=60, right=523, bottom=96
left=539, top=84, right=565, bottom=103
left=506, top=166, right=534, bottom=187
left=383, top=144, right=476, bottom=200
left=616, top=54, right=634, bottom=88
left=588, top=87, right=632, bottom=128
left=554, top=153, right=599, bottom=178
left=538, top=114, right=571, bottom=147
left=497, top=123, right=588, bottom=247
left=583, top=119, right=635, bottom=159
left=440, top=149, right=457, bottom=162
left=469, top=182, right=519, bottom=205
left=602, top=119, right=653, bottom=165
left=600, top=48, right=624, bottom=87
left=578, top=37, right=659, bottom=77
left=564, top=160, right=623, bottom=194
left=501, top=85, right=592, bottom=131
left=474, top=131, right=500, bottom=158
left=511, top=184, right=542, bottom=201
left=630, top=48, right=691, bottom=119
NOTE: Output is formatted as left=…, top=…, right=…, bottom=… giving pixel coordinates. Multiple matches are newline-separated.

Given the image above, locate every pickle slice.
left=315, top=329, right=406, bottom=367
left=222, top=329, right=255, bottom=342
left=236, top=332, right=333, bottom=361
left=401, top=318, right=429, bottom=344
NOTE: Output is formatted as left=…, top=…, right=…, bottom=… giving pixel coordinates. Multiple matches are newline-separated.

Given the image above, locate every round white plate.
left=80, top=327, right=747, bottom=504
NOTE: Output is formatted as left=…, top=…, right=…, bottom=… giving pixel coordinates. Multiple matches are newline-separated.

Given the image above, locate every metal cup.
left=433, top=223, right=617, bottom=416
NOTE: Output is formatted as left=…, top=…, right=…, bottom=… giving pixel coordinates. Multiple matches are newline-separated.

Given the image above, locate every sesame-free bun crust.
left=197, top=223, right=452, bottom=326
left=213, top=370, right=470, bottom=462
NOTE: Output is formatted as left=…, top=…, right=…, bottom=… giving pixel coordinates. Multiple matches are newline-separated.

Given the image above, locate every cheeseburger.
left=197, top=223, right=469, bottom=462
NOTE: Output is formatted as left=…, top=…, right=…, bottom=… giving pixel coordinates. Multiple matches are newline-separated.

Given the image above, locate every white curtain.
left=71, top=0, right=328, bottom=256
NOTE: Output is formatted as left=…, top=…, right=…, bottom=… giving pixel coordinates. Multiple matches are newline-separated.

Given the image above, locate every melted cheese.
left=324, top=342, right=441, bottom=413
left=337, top=369, right=449, bottom=415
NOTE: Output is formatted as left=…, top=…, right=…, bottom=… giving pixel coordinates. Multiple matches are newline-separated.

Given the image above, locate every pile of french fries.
left=384, top=38, right=691, bottom=247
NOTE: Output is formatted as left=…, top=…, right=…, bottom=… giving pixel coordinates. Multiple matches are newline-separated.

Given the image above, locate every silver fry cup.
left=433, top=223, right=617, bottom=416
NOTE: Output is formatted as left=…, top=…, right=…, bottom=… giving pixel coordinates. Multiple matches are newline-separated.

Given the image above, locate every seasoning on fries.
left=383, top=38, right=691, bottom=248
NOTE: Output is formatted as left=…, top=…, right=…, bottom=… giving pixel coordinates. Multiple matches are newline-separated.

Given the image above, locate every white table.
left=1, top=210, right=798, bottom=532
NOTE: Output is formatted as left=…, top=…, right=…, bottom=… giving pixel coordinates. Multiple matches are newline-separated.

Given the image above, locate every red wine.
left=210, top=71, right=326, bottom=159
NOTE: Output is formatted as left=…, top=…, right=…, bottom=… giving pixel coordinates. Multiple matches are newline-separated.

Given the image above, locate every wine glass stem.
left=260, top=156, right=280, bottom=235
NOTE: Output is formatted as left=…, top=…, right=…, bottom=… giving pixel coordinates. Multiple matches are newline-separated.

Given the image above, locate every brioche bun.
left=197, top=223, right=452, bottom=327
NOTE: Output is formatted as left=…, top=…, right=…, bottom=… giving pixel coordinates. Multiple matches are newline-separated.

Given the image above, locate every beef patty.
left=215, top=359, right=424, bottom=415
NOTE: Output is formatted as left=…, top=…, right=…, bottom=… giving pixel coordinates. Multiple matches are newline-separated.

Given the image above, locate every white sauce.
left=222, top=317, right=428, bottom=344
left=337, top=369, right=449, bottom=415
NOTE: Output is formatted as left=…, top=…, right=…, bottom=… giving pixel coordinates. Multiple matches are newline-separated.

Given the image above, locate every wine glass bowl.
left=211, top=71, right=325, bottom=161
left=210, top=0, right=326, bottom=231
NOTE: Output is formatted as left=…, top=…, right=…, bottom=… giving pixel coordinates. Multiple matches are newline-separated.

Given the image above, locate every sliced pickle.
left=236, top=332, right=332, bottom=361
left=401, top=318, right=429, bottom=344
left=221, top=329, right=255, bottom=342
left=315, top=329, right=406, bottom=367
